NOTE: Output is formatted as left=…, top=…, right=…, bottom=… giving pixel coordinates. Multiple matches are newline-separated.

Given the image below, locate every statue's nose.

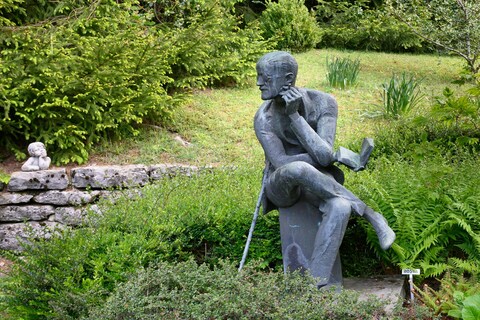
left=256, top=76, right=264, bottom=86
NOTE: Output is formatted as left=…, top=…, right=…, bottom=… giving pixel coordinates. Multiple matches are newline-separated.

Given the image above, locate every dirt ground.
left=0, top=156, right=23, bottom=175
left=0, top=256, right=13, bottom=277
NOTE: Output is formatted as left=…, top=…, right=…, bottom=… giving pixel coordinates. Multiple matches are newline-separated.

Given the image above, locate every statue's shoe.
left=364, top=208, right=396, bottom=250
left=377, top=224, right=396, bottom=250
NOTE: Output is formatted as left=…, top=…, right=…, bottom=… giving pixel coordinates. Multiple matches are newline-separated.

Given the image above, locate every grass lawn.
left=85, top=49, right=464, bottom=168
left=0, top=49, right=466, bottom=173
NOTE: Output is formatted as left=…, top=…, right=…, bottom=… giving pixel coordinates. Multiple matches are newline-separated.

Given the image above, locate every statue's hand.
left=280, top=87, right=302, bottom=115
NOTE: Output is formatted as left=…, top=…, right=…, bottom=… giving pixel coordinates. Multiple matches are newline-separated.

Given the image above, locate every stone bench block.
left=34, top=190, right=101, bottom=206
left=54, top=205, right=101, bottom=226
left=0, top=192, right=34, bottom=205
left=0, top=205, right=55, bottom=222
left=0, top=221, right=60, bottom=251
left=72, top=165, right=149, bottom=189
left=7, top=169, right=69, bottom=191
left=149, top=164, right=198, bottom=180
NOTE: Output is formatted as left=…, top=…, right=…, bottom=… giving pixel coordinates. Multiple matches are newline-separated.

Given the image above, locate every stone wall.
left=0, top=164, right=199, bottom=251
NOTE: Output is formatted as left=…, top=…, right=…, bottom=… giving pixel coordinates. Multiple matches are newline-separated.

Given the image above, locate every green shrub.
left=316, top=1, right=424, bottom=52
left=0, top=169, right=9, bottom=185
left=85, top=259, right=386, bottom=320
left=346, top=153, right=480, bottom=278
left=259, top=0, right=321, bottom=52
left=146, top=0, right=269, bottom=89
left=325, top=56, right=360, bottom=89
left=0, top=0, right=269, bottom=164
left=0, top=1, right=181, bottom=164
left=380, top=72, right=423, bottom=118
left=0, top=166, right=284, bottom=319
left=373, top=85, right=480, bottom=158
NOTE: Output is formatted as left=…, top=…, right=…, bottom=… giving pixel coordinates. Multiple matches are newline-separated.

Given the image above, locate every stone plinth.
left=7, top=169, right=69, bottom=191
left=72, top=165, right=149, bottom=189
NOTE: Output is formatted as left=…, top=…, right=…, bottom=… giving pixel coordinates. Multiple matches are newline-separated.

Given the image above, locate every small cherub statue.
left=21, top=142, right=51, bottom=171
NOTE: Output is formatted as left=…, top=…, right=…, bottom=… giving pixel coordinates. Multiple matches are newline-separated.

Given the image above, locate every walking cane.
left=238, top=162, right=269, bottom=272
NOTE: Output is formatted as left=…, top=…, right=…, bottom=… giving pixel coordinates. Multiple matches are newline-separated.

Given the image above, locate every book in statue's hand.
left=334, top=138, right=374, bottom=172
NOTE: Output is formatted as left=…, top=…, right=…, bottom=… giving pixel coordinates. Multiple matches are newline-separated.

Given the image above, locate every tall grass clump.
left=325, top=56, right=360, bottom=89
left=373, top=83, right=480, bottom=159
left=0, top=166, right=284, bottom=319
left=381, top=72, right=423, bottom=117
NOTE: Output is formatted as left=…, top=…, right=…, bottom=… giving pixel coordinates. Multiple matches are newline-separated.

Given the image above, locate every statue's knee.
left=280, top=161, right=313, bottom=179
left=326, top=198, right=351, bottom=220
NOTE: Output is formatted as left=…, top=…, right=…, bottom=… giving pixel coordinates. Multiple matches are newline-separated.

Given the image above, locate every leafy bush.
left=387, top=0, right=480, bottom=75
left=0, top=166, right=284, bottom=319
left=346, top=153, right=480, bottom=278
left=325, top=56, right=360, bottom=89
left=373, top=85, right=480, bottom=158
left=144, top=0, right=269, bottom=89
left=0, top=0, right=269, bottom=164
left=259, top=0, right=321, bottom=52
left=316, top=1, right=425, bottom=52
left=0, top=1, right=180, bottom=164
left=380, top=72, right=423, bottom=118
left=85, top=259, right=386, bottom=320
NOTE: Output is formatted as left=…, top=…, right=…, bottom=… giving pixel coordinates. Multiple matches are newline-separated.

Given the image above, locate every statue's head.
left=256, top=51, right=298, bottom=100
left=27, top=142, right=47, bottom=157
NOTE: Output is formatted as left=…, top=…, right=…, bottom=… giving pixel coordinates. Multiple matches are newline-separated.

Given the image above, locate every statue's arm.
left=21, top=157, right=39, bottom=171
left=282, top=89, right=336, bottom=167
left=288, top=112, right=335, bottom=167
left=38, top=156, right=51, bottom=170
left=254, top=109, right=314, bottom=169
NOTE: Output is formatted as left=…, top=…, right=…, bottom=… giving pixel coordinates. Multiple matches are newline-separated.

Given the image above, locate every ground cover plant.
left=1, top=49, right=478, bottom=319
left=0, top=167, right=282, bottom=319
left=346, top=152, right=480, bottom=278
left=85, top=260, right=387, bottom=320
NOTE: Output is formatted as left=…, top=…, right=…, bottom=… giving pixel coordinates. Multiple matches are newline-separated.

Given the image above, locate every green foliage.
left=0, top=1, right=179, bottom=164
left=373, top=84, right=480, bottom=157
left=387, top=0, right=480, bottom=74
left=415, top=272, right=480, bottom=319
left=85, top=259, right=386, bottom=320
left=142, top=0, right=269, bottom=89
left=0, top=0, right=269, bottom=165
left=346, top=153, right=480, bottom=278
left=449, top=294, right=480, bottom=320
left=325, top=56, right=360, bottom=89
left=0, top=169, right=9, bottom=184
left=0, top=167, right=283, bottom=319
left=259, top=0, right=321, bottom=52
left=0, top=0, right=24, bottom=26
left=380, top=72, right=423, bottom=118
left=316, top=1, right=424, bottom=52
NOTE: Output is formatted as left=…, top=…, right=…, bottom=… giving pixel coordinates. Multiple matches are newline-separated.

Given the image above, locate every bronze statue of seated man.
left=254, top=51, right=395, bottom=288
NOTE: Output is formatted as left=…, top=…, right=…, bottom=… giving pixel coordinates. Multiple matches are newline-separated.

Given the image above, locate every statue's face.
left=256, top=63, right=288, bottom=101
left=30, top=144, right=46, bottom=157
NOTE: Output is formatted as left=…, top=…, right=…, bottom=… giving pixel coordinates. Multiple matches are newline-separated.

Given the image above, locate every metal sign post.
left=402, top=268, right=421, bottom=303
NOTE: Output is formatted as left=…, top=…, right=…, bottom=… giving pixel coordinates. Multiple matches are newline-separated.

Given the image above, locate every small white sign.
left=402, top=268, right=421, bottom=275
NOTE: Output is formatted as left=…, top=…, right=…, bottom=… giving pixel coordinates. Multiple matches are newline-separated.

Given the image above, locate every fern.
left=348, top=154, right=480, bottom=278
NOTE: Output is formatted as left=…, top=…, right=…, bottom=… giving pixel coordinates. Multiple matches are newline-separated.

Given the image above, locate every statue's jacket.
left=254, top=88, right=344, bottom=214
